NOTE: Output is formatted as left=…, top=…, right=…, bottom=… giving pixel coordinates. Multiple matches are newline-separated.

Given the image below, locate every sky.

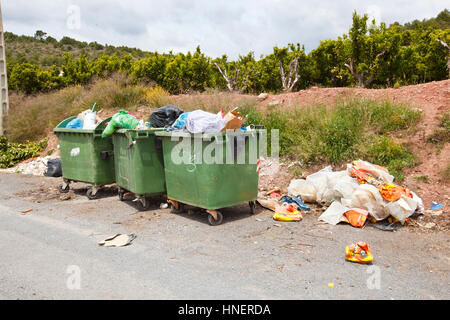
left=2, top=0, right=449, bottom=59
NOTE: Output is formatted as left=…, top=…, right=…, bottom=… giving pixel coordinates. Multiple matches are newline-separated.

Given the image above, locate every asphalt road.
left=0, top=172, right=448, bottom=300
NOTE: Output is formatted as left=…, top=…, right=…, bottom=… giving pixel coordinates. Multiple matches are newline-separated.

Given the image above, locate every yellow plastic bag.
left=345, top=241, right=373, bottom=264
left=273, top=203, right=303, bottom=221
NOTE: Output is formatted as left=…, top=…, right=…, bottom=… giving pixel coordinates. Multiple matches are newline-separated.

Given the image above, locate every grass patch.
left=241, top=98, right=421, bottom=181
left=427, top=112, right=450, bottom=145
left=414, top=175, right=431, bottom=183
left=441, top=163, right=450, bottom=182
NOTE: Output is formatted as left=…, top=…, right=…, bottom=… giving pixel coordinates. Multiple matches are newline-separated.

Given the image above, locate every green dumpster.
left=53, top=116, right=115, bottom=199
left=155, top=130, right=261, bottom=225
left=112, top=129, right=166, bottom=210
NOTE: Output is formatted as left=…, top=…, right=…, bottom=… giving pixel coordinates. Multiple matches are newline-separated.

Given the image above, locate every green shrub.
left=0, top=136, right=47, bottom=168
left=366, top=136, right=418, bottom=181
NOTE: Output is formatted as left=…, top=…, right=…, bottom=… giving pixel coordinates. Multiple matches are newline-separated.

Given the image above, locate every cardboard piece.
left=221, top=108, right=248, bottom=131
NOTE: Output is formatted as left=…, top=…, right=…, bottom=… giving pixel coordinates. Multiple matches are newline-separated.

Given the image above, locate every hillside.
left=4, top=31, right=147, bottom=70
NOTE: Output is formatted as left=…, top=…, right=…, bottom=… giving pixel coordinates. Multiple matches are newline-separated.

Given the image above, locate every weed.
left=427, top=112, right=450, bottom=144
left=145, top=86, right=170, bottom=108
left=441, top=163, right=450, bottom=182
left=414, top=175, right=431, bottom=183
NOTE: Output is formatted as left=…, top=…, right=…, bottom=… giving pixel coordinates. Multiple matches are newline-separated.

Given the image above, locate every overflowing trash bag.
left=171, top=112, right=190, bottom=129
left=185, top=110, right=226, bottom=133
left=66, top=117, right=83, bottom=129
left=65, top=103, right=100, bottom=130
left=101, top=110, right=140, bottom=138
left=44, top=158, right=62, bottom=177
left=149, top=105, right=183, bottom=128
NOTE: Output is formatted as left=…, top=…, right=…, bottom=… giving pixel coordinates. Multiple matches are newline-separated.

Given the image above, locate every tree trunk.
left=279, top=57, right=301, bottom=92
left=345, top=51, right=386, bottom=88
left=436, top=39, right=450, bottom=78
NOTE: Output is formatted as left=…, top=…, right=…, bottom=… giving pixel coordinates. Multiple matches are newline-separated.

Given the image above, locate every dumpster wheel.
left=137, top=197, right=151, bottom=211
left=207, top=210, right=223, bottom=226
left=58, top=184, right=70, bottom=193
left=86, top=187, right=99, bottom=200
left=118, top=188, right=125, bottom=201
left=249, top=201, right=256, bottom=215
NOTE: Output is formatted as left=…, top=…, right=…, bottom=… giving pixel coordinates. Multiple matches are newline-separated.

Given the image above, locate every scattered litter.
left=257, top=199, right=279, bottom=212
left=20, top=208, right=32, bottom=215
left=273, top=203, right=303, bottom=221
left=368, top=221, right=400, bottom=232
left=431, top=210, right=443, bottom=216
left=345, top=242, right=373, bottom=264
left=160, top=203, right=169, bottom=209
left=273, top=223, right=282, bottom=227
left=342, top=208, right=368, bottom=228
left=318, top=201, right=348, bottom=225
left=98, top=233, right=137, bottom=247
left=328, top=283, right=334, bottom=288
left=418, top=222, right=436, bottom=229
left=255, top=218, right=265, bottom=222
left=430, top=202, right=443, bottom=210
left=59, top=193, right=72, bottom=201
left=280, top=195, right=310, bottom=211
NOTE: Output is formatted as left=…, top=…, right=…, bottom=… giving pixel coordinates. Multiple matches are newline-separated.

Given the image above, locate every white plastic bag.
left=186, top=110, right=226, bottom=133
left=305, top=166, right=332, bottom=203
left=318, top=201, right=348, bottom=225
left=344, top=184, right=388, bottom=221
left=83, top=111, right=97, bottom=130
left=287, top=179, right=317, bottom=202
left=384, top=195, right=418, bottom=223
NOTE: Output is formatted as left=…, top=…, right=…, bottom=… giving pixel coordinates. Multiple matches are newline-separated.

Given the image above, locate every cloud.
left=2, top=0, right=449, bottom=59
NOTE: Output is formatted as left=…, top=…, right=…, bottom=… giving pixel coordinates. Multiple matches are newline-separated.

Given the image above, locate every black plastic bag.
left=149, top=105, right=183, bottom=128
left=44, top=158, right=62, bottom=177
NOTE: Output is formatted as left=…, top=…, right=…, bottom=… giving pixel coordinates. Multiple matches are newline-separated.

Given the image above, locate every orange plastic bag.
left=343, top=208, right=368, bottom=228
left=378, top=183, right=413, bottom=202
left=345, top=242, right=373, bottom=264
left=350, top=160, right=390, bottom=185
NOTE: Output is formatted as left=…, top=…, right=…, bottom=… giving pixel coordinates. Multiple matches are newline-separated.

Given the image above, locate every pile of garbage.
left=285, top=160, right=424, bottom=227
left=2, top=155, right=61, bottom=176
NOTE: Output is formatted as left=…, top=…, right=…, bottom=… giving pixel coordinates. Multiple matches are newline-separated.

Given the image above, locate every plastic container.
left=53, top=116, right=115, bottom=199
left=112, top=129, right=166, bottom=210
left=83, top=111, right=97, bottom=130
left=155, top=130, right=262, bottom=225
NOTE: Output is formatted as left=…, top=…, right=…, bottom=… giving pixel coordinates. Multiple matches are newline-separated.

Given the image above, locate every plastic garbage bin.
left=112, top=129, right=166, bottom=210
left=155, top=130, right=262, bottom=225
left=53, top=116, right=115, bottom=199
